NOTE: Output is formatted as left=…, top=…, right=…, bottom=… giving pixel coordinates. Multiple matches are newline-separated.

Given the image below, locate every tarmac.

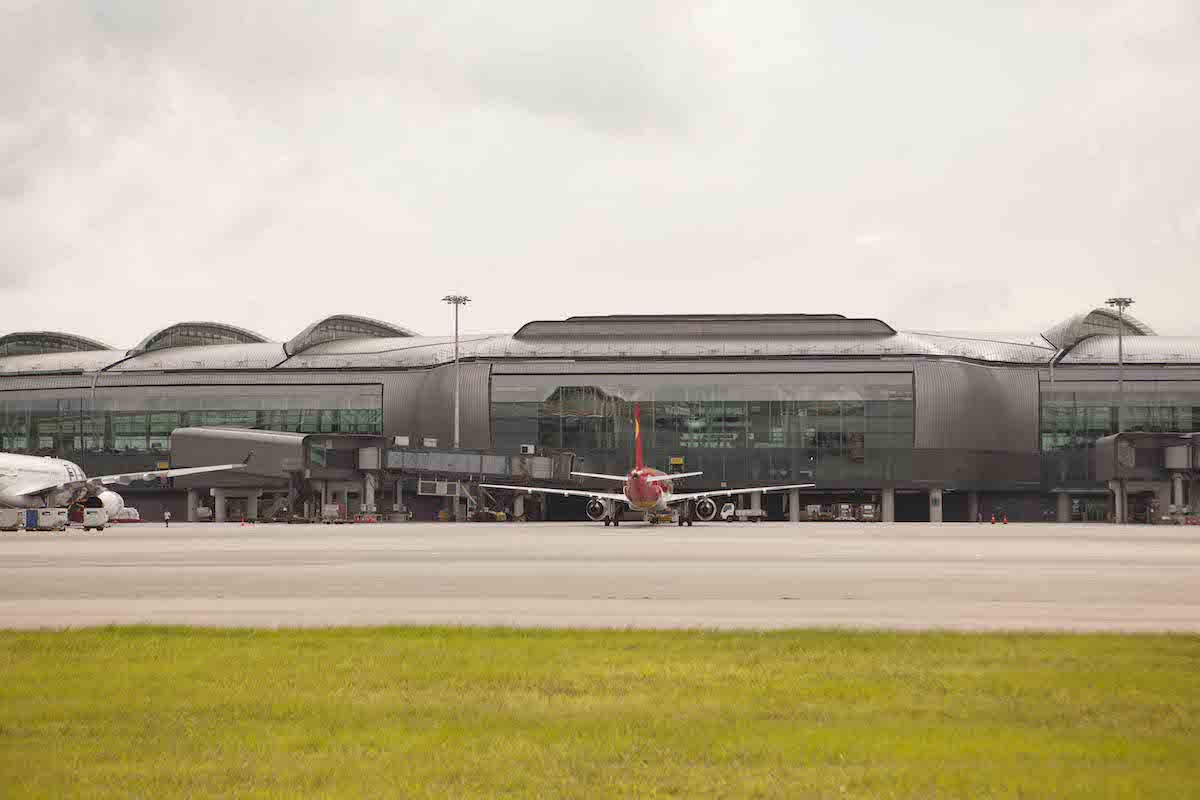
left=1, top=521, right=1198, bottom=631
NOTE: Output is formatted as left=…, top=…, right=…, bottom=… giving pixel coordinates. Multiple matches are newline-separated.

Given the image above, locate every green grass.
left=1, top=629, right=1197, bottom=798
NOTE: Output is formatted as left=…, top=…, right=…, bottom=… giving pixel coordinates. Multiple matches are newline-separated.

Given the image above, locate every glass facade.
left=494, top=373, right=914, bottom=484
left=1041, top=381, right=1200, bottom=484
left=0, top=385, right=383, bottom=456
left=1042, top=382, right=1200, bottom=449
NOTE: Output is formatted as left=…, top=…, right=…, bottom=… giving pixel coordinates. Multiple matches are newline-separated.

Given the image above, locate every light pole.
left=442, top=294, right=470, bottom=449
left=1105, top=297, right=1134, bottom=433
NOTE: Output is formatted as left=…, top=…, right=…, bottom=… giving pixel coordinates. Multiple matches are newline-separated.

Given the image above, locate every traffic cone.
left=1003, top=513, right=1008, bottom=525
left=990, top=513, right=995, bottom=525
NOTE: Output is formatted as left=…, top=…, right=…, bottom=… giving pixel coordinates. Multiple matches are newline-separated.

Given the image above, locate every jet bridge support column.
left=968, top=491, right=979, bottom=523
left=882, top=486, right=895, bottom=523
left=363, top=474, right=377, bottom=513
left=187, top=490, right=199, bottom=522
left=246, top=490, right=261, bottom=521
left=211, top=488, right=227, bottom=523
left=789, top=488, right=800, bottom=523
left=750, top=491, right=762, bottom=515
left=929, top=486, right=943, bottom=523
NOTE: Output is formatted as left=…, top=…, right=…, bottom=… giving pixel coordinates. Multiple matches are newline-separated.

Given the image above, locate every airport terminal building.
left=1, top=310, right=1198, bottom=523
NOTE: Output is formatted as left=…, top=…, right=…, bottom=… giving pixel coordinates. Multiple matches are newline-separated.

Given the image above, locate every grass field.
left=1, top=628, right=1197, bottom=798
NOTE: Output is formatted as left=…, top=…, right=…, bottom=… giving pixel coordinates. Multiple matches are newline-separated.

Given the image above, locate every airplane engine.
left=86, top=490, right=125, bottom=522
left=695, top=497, right=718, bottom=522
left=585, top=498, right=609, bottom=521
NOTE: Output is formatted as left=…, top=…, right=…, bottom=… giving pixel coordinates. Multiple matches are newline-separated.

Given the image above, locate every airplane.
left=0, top=451, right=251, bottom=523
left=481, top=404, right=814, bottom=526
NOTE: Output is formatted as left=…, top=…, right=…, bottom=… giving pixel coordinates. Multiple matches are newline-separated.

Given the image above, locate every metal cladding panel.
left=475, top=333, right=1054, bottom=364
left=0, top=376, right=99, bottom=392
left=914, top=361, right=1039, bottom=453
left=379, top=371, right=428, bottom=443
left=277, top=335, right=486, bottom=370
left=107, top=342, right=288, bottom=372
left=492, top=360, right=917, bottom=375
left=91, top=372, right=386, bottom=388
left=416, top=362, right=491, bottom=449
left=0, top=350, right=125, bottom=375
left=1058, top=336, right=1200, bottom=365
left=514, top=316, right=897, bottom=339
left=169, top=427, right=301, bottom=489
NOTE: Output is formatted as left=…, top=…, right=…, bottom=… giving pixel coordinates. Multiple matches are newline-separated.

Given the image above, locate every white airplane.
left=482, top=404, right=814, bottom=526
left=0, top=451, right=250, bottom=522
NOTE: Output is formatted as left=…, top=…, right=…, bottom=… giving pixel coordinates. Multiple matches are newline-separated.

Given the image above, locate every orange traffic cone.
left=990, top=513, right=995, bottom=525
left=1002, top=513, right=1008, bottom=525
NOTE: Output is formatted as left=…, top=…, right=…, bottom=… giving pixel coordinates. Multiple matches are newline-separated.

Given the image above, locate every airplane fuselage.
left=623, top=467, right=674, bottom=511
left=0, top=452, right=87, bottom=508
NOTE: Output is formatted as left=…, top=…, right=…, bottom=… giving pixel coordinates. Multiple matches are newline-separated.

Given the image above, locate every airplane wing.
left=666, top=483, right=815, bottom=503
left=479, top=483, right=627, bottom=502
left=94, top=461, right=249, bottom=486
left=644, top=471, right=703, bottom=483
left=569, top=471, right=628, bottom=482
left=3, top=457, right=251, bottom=500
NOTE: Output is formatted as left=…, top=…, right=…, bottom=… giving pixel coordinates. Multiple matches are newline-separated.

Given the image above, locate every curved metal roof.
left=285, top=314, right=418, bottom=356
left=280, top=330, right=1057, bottom=368
left=515, top=314, right=896, bottom=339
left=108, top=342, right=288, bottom=372
left=1042, top=308, right=1155, bottom=351
left=0, top=331, right=113, bottom=357
left=0, top=310, right=1194, bottom=376
left=0, top=350, right=126, bottom=375
left=278, top=335, right=485, bottom=370
left=129, top=321, right=269, bottom=355
left=1058, top=336, right=1200, bottom=365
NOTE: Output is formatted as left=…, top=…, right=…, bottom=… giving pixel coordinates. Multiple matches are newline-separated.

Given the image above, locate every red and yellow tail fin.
left=634, top=402, right=644, bottom=469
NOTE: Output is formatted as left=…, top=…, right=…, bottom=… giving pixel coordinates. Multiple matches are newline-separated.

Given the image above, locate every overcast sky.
left=2, top=1, right=1197, bottom=346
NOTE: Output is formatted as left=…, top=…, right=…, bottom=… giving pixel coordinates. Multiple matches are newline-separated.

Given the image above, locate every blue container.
left=24, top=510, right=38, bottom=529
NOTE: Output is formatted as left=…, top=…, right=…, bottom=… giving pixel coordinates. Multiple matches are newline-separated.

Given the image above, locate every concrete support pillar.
left=394, top=480, right=404, bottom=512
left=882, top=486, right=895, bottom=523
left=929, top=486, right=943, bottom=523
left=1171, top=474, right=1185, bottom=509
left=303, top=499, right=312, bottom=519
left=514, top=494, right=525, bottom=519
left=1109, top=480, right=1126, bottom=524
left=967, top=491, right=979, bottom=523
left=364, top=474, right=377, bottom=513
left=187, top=489, right=199, bottom=522
left=750, top=491, right=762, bottom=514
left=1056, top=493, right=1070, bottom=523
left=789, top=487, right=800, bottom=523
left=246, top=490, right=260, bottom=521
left=1154, top=482, right=1171, bottom=523
left=211, top=488, right=227, bottom=523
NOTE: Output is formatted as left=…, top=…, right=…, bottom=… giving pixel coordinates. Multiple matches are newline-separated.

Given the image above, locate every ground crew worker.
left=164, top=510, right=171, bottom=528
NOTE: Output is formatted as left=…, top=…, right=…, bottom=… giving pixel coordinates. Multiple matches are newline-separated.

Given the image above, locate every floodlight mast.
left=442, top=294, right=471, bottom=449
left=1105, top=297, right=1134, bottom=434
